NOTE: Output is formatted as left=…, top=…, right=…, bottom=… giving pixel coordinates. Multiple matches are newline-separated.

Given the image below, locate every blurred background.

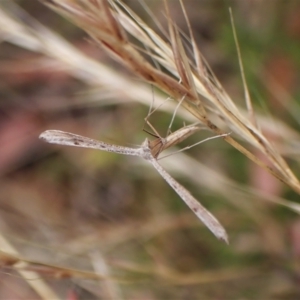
left=0, top=0, right=300, bottom=299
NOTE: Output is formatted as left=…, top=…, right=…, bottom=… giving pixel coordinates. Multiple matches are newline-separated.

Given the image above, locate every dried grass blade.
left=0, top=235, right=61, bottom=300
left=113, top=0, right=173, bottom=59
left=174, top=28, right=199, bottom=100
left=179, top=0, right=205, bottom=78
left=164, top=1, right=198, bottom=101
left=229, top=8, right=255, bottom=125
left=101, top=0, right=125, bottom=41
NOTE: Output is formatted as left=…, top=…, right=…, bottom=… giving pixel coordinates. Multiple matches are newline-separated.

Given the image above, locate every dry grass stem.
left=0, top=248, right=262, bottom=286
left=90, top=251, right=122, bottom=300
left=229, top=8, right=254, bottom=125
left=0, top=250, right=110, bottom=281
left=0, top=236, right=61, bottom=300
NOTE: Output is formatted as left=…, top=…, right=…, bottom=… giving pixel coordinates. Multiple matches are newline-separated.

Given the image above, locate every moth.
left=40, top=126, right=228, bottom=243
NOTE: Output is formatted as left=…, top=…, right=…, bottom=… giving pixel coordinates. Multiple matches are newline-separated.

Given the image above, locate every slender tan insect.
left=39, top=128, right=229, bottom=243
left=144, top=94, right=203, bottom=158
left=148, top=123, right=202, bottom=158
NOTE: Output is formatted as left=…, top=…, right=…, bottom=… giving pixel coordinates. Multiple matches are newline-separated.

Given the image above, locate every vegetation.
left=0, top=0, right=300, bottom=298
